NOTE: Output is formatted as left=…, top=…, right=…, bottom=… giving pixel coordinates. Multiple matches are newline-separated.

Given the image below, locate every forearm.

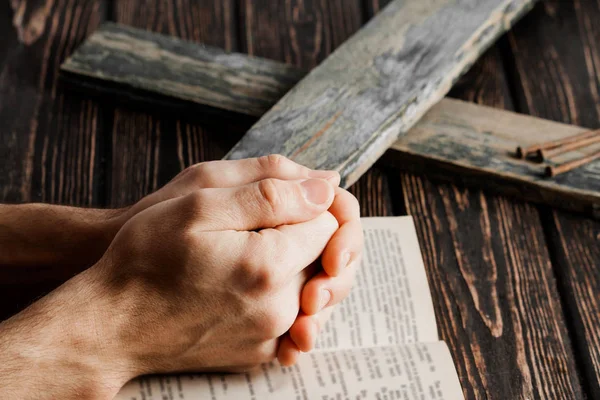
left=0, top=267, right=134, bottom=400
left=0, top=204, right=124, bottom=283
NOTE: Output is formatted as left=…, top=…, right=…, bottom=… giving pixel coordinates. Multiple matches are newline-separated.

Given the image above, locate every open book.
left=116, top=217, right=464, bottom=399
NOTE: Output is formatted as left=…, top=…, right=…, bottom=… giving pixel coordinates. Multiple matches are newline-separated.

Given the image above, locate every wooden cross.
left=61, top=0, right=600, bottom=218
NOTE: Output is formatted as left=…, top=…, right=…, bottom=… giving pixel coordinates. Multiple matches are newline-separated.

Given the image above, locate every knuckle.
left=177, top=223, right=203, bottom=249
left=183, top=161, right=228, bottom=188
left=236, top=257, right=260, bottom=285
left=257, top=178, right=284, bottom=217
left=257, top=154, right=289, bottom=172
left=252, top=265, right=280, bottom=293
left=189, top=162, right=216, bottom=187
left=236, top=243, right=282, bottom=294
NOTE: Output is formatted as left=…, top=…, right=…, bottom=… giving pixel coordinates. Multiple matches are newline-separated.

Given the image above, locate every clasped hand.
left=0, top=155, right=363, bottom=399
left=100, top=155, right=362, bottom=376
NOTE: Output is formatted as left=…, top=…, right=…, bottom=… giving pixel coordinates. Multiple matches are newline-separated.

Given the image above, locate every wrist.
left=98, top=206, right=129, bottom=247
left=0, top=204, right=128, bottom=272
left=0, top=266, right=136, bottom=399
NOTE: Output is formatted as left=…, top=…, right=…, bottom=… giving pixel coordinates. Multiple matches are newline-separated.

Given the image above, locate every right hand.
left=102, top=155, right=363, bottom=367
left=89, top=176, right=339, bottom=383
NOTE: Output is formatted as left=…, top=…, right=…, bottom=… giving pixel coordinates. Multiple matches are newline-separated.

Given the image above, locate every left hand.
left=109, top=155, right=364, bottom=365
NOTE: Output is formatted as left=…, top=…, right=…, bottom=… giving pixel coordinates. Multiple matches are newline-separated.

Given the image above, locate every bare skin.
left=0, top=155, right=363, bottom=399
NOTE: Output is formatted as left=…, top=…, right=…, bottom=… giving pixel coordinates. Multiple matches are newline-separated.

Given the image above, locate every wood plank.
left=108, top=0, right=243, bottom=208
left=61, top=22, right=305, bottom=118
left=368, top=4, right=583, bottom=398
left=61, top=23, right=600, bottom=216
left=395, top=43, right=584, bottom=400
left=63, top=21, right=519, bottom=121
left=61, top=21, right=515, bottom=120
left=401, top=171, right=584, bottom=399
left=507, top=1, right=600, bottom=397
left=239, top=0, right=394, bottom=217
left=386, top=99, right=600, bottom=217
left=226, top=0, right=537, bottom=187
left=0, top=0, right=106, bottom=320
left=1, top=0, right=105, bottom=204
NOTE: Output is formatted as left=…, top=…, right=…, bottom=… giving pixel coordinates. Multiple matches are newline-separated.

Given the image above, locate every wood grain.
left=401, top=172, right=583, bottom=399
left=62, top=24, right=600, bottom=216
left=108, top=0, right=244, bottom=208
left=400, top=43, right=584, bottom=400
left=226, top=0, right=536, bottom=188
left=386, top=98, right=600, bottom=217
left=0, top=1, right=591, bottom=398
left=1, top=0, right=104, bottom=205
left=0, top=0, right=106, bottom=319
left=508, top=1, right=600, bottom=396
left=368, top=2, right=583, bottom=397
left=62, top=22, right=517, bottom=122
left=239, top=0, right=394, bottom=218
left=9, top=0, right=55, bottom=45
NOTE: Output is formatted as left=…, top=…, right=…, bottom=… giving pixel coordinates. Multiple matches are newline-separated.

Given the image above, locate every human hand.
left=94, top=177, right=339, bottom=383
left=0, top=155, right=362, bottom=368
left=0, top=175, right=342, bottom=399
left=110, top=156, right=364, bottom=365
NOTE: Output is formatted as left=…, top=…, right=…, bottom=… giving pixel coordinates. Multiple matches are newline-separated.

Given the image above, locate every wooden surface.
left=62, top=26, right=600, bottom=216
left=238, top=0, right=395, bottom=219
left=227, top=0, right=537, bottom=187
left=0, top=0, right=106, bottom=318
left=507, top=1, right=600, bottom=397
left=0, top=1, right=597, bottom=399
left=107, top=0, right=242, bottom=210
left=366, top=1, right=582, bottom=398
left=389, top=99, right=600, bottom=217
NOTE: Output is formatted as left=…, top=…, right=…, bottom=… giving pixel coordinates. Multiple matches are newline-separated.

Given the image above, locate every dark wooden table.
left=1, top=1, right=599, bottom=399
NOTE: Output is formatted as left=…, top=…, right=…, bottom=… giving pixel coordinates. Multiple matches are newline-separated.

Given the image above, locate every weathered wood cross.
left=61, top=0, right=600, bottom=217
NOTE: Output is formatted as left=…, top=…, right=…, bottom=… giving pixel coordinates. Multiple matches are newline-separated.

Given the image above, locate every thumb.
left=192, top=178, right=336, bottom=231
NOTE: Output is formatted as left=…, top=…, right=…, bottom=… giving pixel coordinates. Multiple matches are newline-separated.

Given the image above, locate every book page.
left=116, top=341, right=464, bottom=400
left=315, top=216, right=438, bottom=352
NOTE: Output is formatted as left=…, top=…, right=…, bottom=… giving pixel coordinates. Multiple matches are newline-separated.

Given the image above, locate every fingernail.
left=319, top=289, right=331, bottom=311
left=301, top=179, right=331, bottom=205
